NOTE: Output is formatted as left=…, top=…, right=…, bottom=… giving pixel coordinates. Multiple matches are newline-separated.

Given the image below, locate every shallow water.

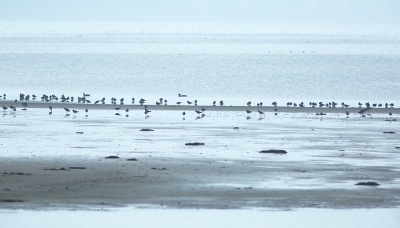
left=0, top=22, right=399, bottom=104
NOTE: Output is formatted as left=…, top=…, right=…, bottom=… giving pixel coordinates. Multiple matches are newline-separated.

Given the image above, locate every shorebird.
left=201, top=107, right=206, bottom=112
left=83, top=93, right=90, bottom=97
left=85, top=108, right=88, bottom=113
left=178, top=93, right=187, bottom=97
left=156, top=101, right=160, bottom=105
left=194, top=100, right=197, bottom=106
left=64, top=108, right=70, bottom=113
left=126, top=108, right=129, bottom=113
left=94, top=100, right=100, bottom=104
left=187, top=101, right=192, bottom=105
left=144, top=109, right=151, bottom=115
left=346, top=111, right=349, bottom=118
left=2, top=106, right=8, bottom=111
left=213, top=100, right=216, bottom=106
left=195, top=110, right=202, bottom=115
left=219, top=100, right=224, bottom=106
left=182, top=111, right=186, bottom=117
left=72, top=110, right=78, bottom=115
left=272, top=101, right=277, bottom=107
left=177, top=102, right=182, bottom=105
left=115, top=113, right=121, bottom=116
left=258, top=110, right=265, bottom=117
left=247, top=101, right=251, bottom=106
left=246, top=110, right=252, bottom=116
left=115, top=107, right=121, bottom=111
left=389, top=112, right=392, bottom=116
left=49, top=105, right=52, bottom=111
left=164, top=100, right=168, bottom=105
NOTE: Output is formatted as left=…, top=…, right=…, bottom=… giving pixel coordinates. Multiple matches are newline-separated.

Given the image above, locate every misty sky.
left=0, top=0, right=399, bottom=24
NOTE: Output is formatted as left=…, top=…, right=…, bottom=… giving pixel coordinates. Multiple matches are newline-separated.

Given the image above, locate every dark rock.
left=395, top=147, right=400, bottom=149
left=185, top=142, right=205, bottom=146
left=259, top=149, right=287, bottom=154
left=383, top=131, right=396, bottom=134
left=140, top=129, right=154, bottom=131
left=127, top=158, right=138, bottom=161
left=105, top=156, right=119, bottom=159
left=355, top=182, right=380, bottom=186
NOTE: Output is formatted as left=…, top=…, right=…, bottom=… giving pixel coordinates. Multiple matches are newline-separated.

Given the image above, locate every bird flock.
left=1, top=93, right=397, bottom=119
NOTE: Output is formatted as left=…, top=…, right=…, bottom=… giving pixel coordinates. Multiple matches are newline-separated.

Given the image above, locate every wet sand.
left=0, top=101, right=399, bottom=210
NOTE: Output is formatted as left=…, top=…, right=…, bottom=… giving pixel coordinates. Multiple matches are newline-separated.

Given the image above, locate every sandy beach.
left=1, top=100, right=399, bottom=210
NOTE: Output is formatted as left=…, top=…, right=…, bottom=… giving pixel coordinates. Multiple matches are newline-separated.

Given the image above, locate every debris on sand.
left=355, top=182, right=380, bottom=186
left=69, top=167, right=86, bottom=169
left=76, top=132, right=84, bottom=134
left=233, top=127, right=239, bottom=130
left=127, top=158, right=138, bottom=161
left=384, top=119, right=397, bottom=121
left=3, top=172, right=32, bottom=175
left=395, top=147, right=400, bottom=149
left=185, top=142, right=205, bottom=146
left=105, top=156, right=119, bottom=159
left=259, top=149, right=287, bottom=154
left=383, top=131, right=396, bottom=134
left=151, top=167, right=167, bottom=171
left=140, top=129, right=154, bottom=131
left=44, top=168, right=67, bottom=171
left=0, top=199, right=25, bottom=203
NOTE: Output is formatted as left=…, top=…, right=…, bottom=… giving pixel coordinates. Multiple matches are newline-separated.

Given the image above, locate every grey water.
left=1, top=22, right=399, bottom=106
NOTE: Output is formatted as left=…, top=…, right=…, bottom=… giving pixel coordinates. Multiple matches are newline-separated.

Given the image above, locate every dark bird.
left=115, top=107, right=121, bottom=111
left=49, top=105, right=52, bottom=111
left=115, top=113, right=121, bottom=116
left=201, top=107, right=206, bottom=112
left=258, top=110, right=265, bottom=117
left=72, top=109, right=78, bottom=114
left=247, top=101, right=251, bottom=106
left=389, top=112, right=392, bottom=116
left=246, top=110, right=252, bottom=116
left=182, top=111, right=186, bottom=116
left=126, top=108, right=129, bottom=112
left=2, top=106, right=8, bottom=110
left=195, top=110, right=202, bottom=115
left=177, top=102, right=182, bottom=105
left=85, top=108, right=88, bottom=113
left=144, top=109, right=151, bottom=115
left=187, top=101, right=192, bottom=105
left=64, top=108, right=70, bottom=112
left=346, top=111, right=349, bottom=117
left=83, top=93, right=90, bottom=97
left=213, top=100, right=216, bottom=106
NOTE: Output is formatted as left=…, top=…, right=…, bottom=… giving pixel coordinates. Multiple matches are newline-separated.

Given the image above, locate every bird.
left=85, top=108, right=88, bottom=113
left=346, top=111, right=349, bottom=118
left=178, top=93, right=187, bottom=97
left=83, top=93, right=90, bottom=97
left=126, top=108, right=129, bottom=112
left=177, top=102, right=182, bottom=105
left=258, top=110, right=265, bottom=117
left=182, top=111, right=186, bottom=116
left=247, top=101, right=251, bottom=106
left=72, top=110, right=78, bottom=115
left=64, top=108, right=70, bottom=112
left=115, top=107, right=121, bottom=111
left=246, top=110, right=252, bottom=116
left=389, top=112, right=392, bottom=116
left=49, top=105, right=52, bottom=111
left=195, top=110, right=202, bottom=115
left=213, top=100, right=216, bottom=106
left=115, top=113, right=121, bottom=116
left=187, top=101, right=192, bottom=105
left=144, top=109, right=151, bottom=115
left=2, top=106, right=8, bottom=111
left=201, top=107, right=206, bottom=112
